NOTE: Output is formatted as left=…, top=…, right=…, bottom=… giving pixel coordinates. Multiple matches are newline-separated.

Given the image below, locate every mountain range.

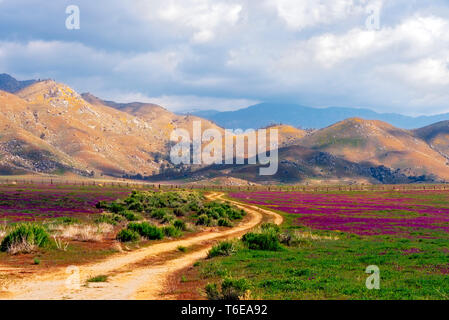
left=1, top=73, right=449, bottom=185
left=191, top=103, right=449, bottom=130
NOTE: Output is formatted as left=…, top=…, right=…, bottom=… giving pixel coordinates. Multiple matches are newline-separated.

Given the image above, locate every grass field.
left=1, top=183, right=449, bottom=299
left=192, top=190, right=449, bottom=300
left=0, top=183, right=244, bottom=269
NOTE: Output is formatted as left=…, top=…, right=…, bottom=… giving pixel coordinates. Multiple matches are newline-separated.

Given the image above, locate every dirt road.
left=0, top=192, right=283, bottom=300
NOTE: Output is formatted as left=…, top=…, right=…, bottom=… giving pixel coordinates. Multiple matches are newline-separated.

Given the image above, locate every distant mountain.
left=0, top=73, right=37, bottom=93
left=192, top=103, right=449, bottom=130
left=185, top=109, right=220, bottom=118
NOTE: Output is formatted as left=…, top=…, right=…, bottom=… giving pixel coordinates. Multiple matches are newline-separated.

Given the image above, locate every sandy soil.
left=0, top=192, right=283, bottom=300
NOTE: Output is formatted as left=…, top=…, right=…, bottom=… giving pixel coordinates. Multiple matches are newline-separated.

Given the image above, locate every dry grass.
left=238, top=290, right=253, bottom=300
left=51, top=223, right=114, bottom=242
left=6, top=239, right=37, bottom=255
left=53, top=235, right=69, bottom=251
left=292, top=230, right=340, bottom=241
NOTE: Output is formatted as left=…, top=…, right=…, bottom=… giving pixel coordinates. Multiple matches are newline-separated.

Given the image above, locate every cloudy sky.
left=0, top=0, right=449, bottom=114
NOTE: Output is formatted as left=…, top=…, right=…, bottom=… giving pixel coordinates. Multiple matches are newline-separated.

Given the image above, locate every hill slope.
left=414, top=121, right=449, bottom=160
left=299, top=118, right=449, bottom=180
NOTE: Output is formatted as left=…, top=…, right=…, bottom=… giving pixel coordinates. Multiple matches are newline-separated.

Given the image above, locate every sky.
left=0, top=0, right=449, bottom=114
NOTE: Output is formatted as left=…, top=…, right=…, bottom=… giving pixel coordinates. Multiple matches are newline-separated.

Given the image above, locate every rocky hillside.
left=414, top=121, right=449, bottom=160
left=1, top=75, right=448, bottom=184
left=299, top=118, right=449, bottom=181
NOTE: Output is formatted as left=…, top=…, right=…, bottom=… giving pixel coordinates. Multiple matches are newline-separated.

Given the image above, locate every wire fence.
left=0, top=177, right=448, bottom=193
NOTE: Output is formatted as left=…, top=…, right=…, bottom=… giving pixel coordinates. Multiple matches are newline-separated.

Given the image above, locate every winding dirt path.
left=0, top=192, right=283, bottom=300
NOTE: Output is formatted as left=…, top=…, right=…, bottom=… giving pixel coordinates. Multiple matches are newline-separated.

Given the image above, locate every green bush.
left=242, top=231, right=281, bottom=251
left=207, top=209, right=220, bottom=220
left=56, top=217, right=79, bottom=224
left=208, top=241, right=237, bottom=258
left=161, top=214, right=175, bottom=224
left=221, top=278, right=250, bottom=300
left=205, top=283, right=220, bottom=300
left=196, top=214, right=212, bottom=226
left=109, top=202, right=126, bottom=214
left=116, top=229, right=140, bottom=242
left=174, top=206, right=188, bottom=217
left=163, top=226, right=182, bottom=238
left=95, top=214, right=124, bottom=225
left=87, top=275, right=108, bottom=283
left=119, top=210, right=141, bottom=221
left=127, top=222, right=164, bottom=240
left=127, top=201, right=144, bottom=212
left=173, top=219, right=187, bottom=231
left=151, top=208, right=170, bottom=220
left=227, top=208, right=245, bottom=220
left=217, top=218, right=233, bottom=227
left=95, top=201, right=109, bottom=209
left=206, top=277, right=249, bottom=300
left=261, top=223, right=280, bottom=233
left=0, top=224, right=50, bottom=252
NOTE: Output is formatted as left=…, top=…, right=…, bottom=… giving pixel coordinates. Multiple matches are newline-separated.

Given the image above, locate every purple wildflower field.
left=0, top=184, right=131, bottom=222
left=229, top=190, right=449, bottom=236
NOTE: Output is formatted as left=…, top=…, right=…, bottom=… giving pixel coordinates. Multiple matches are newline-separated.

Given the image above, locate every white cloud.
left=100, top=92, right=258, bottom=112
left=266, top=0, right=380, bottom=31
left=1, top=1, right=449, bottom=115
left=136, top=0, right=243, bottom=43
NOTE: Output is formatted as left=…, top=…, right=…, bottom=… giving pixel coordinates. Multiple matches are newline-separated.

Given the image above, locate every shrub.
left=95, top=201, right=109, bottom=209
left=174, top=206, right=188, bottom=217
left=196, top=214, right=212, bottom=226
left=161, top=214, right=175, bottom=224
left=206, top=277, right=250, bottom=300
left=127, top=222, right=164, bottom=240
left=127, top=201, right=144, bottom=212
left=95, top=214, right=124, bottom=225
left=163, top=226, right=182, bottom=238
left=178, top=246, right=187, bottom=252
left=116, top=229, right=140, bottom=242
left=205, top=283, right=220, bottom=300
left=87, top=275, right=108, bottom=283
left=151, top=208, right=170, bottom=220
left=119, top=210, right=141, bottom=221
left=217, top=218, right=233, bottom=227
left=207, top=210, right=220, bottom=220
left=261, top=223, right=280, bottom=233
left=208, top=241, right=237, bottom=258
left=221, top=278, right=250, bottom=300
left=173, top=219, right=187, bottom=231
left=227, top=208, right=245, bottom=220
left=109, top=202, right=126, bottom=214
left=57, top=217, right=79, bottom=224
left=0, top=224, right=50, bottom=253
left=242, top=231, right=281, bottom=251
